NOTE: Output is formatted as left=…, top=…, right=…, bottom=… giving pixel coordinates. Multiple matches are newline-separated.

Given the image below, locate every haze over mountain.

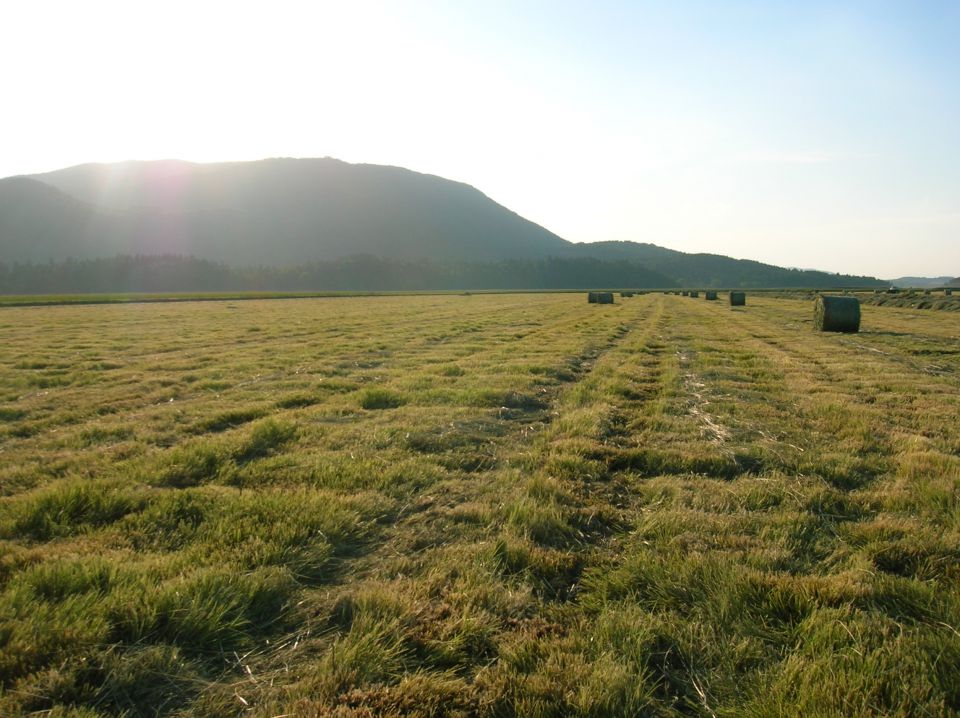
left=1, top=158, right=884, bottom=290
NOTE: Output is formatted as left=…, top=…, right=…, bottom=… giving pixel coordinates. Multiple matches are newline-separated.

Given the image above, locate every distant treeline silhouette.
left=0, top=255, right=675, bottom=293
left=0, top=254, right=884, bottom=294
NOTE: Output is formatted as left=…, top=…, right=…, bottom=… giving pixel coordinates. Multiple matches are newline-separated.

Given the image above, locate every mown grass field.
left=0, top=293, right=958, bottom=717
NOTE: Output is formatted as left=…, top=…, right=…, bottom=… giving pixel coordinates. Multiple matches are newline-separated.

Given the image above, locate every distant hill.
left=949, top=278, right=960, bottom=288
left=0, top=177, right=116, bottom=263
left=889, top=276, right=957, bottom=288
left=1, top=157, right=887, bottom=290
left=24, top=158, right=571, bottom=264
left=570, top=241, right=883, bottom=289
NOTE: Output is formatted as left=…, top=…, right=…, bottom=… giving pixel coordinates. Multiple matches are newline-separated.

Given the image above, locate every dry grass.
left=0, top=293, right=958, bottom=716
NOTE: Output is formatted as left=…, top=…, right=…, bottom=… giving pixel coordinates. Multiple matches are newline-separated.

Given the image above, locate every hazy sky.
left=3, top=1, right=959, bottom=277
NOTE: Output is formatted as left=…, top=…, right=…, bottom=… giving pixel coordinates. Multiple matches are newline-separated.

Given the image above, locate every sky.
left=2, top=0, right=959, bottom=278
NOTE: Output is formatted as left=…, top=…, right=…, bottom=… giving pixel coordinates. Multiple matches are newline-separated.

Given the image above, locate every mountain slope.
left=570, top=241, right=883, bottom=289
left=25, top=158, right=571, bottom=264
left=0, top=177, right=118, bottom=262
left=1, top=157, right=887, bottom=289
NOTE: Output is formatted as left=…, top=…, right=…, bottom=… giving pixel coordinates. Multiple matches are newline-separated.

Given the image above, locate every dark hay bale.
left=729, top=291, right=746, bottom=306
left=597, top=292, right=614, bottom=304
left=946, top=289, right=954, bottom=296
left=587, top=292, right=598, bottom=304
left=620, top=292, right=634, bottom=298
left=886, top=288, right=900, bottom=294
left=814, top=295, right=861, bottom=333
left=924, top=290, right=932, bottom=295
left=689, top=291, right=699, bottom=298
left=705, top=291, right=718, bottom=301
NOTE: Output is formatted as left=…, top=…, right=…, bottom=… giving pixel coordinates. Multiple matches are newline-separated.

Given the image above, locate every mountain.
left=889, top=276, right=957, bottom=288
left=0, top=177, right=117, bottom=263
left=1, top=157, right=887, bottom=290
left=569, top=241, right=882, bottom=289
left=23, top=158, right=571, bottom=265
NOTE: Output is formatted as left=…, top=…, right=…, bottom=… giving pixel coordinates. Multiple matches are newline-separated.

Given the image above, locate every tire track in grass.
left=216, top=294, right=662, bottom=712
left=346, top=296, right=662, bottom=570
left=588, top=297, right=788, bottom=481
left=563, top=299, right=960, bottom=716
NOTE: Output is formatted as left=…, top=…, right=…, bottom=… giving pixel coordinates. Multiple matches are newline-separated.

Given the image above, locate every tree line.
left=0, top=254, right=883, bottom=294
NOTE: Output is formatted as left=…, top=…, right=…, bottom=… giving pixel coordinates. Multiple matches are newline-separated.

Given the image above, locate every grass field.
left=0, top=293, right=958, bottom=717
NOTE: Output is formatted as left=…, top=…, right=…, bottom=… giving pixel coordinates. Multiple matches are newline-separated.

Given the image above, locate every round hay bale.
left=597, top=292, right=614, bottom=304
left=620, top=291, right=634, bottom=298
left=587, top=292, right=598, bottom=303
left=705, top=291, right=718, bottom=301
left=689, top=291, right=699, bottom=298
left=814, top=295, right=860, bottom=333
left=729, top=291, right=746, bottom=306
left=946, top=289, right=953, bottom=296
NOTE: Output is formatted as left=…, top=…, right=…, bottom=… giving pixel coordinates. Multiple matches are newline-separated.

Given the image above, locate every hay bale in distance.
left=587, top=292, right=599, bottom=303
left=814, top=295, right=861, bottom=333
left=729, top=291, right=746, bottom=306
left=946, top=289, right=954, bottom=296
left=705, top=291, right=718, bottom=301
left=620, top=291, right=634, bottom=298
left=689, top=291, right=699, bottom=298
left=596, top=292, right=614, bottom=304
